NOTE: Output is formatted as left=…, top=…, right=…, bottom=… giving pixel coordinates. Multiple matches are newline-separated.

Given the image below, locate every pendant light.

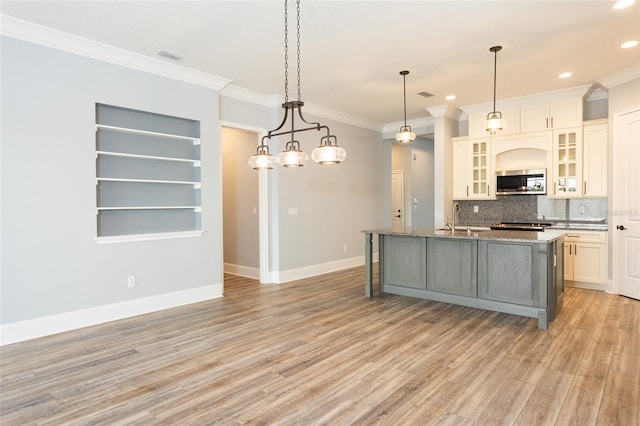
left=248, top=0, right=345, bottom=169
left=396, top=70, right=416, bottom=143
left=485, top=45, right=504, bottom=135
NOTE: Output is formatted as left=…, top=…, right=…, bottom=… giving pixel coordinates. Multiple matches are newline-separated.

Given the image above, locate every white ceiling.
left=1, top=1, right=639, bottom=126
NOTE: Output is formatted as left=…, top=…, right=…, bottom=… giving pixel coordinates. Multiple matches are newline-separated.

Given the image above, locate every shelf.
left=96, top=104, right=201, bottom=240
left=97, top=206, right=201, bottom=211
left=96, top=177, right=201, bottom=187
left=95, top=230, right=204, bottom=245
left=96, top=124, right=200, bottom=145
left=96, top=150, right=200, bottom=166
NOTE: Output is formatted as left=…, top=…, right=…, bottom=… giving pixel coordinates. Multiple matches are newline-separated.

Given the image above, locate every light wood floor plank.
left=1, top=268, right=639, bottom=425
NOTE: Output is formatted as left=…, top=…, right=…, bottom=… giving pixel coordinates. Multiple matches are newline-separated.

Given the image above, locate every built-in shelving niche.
left=95, top=104, right=202, bottom=243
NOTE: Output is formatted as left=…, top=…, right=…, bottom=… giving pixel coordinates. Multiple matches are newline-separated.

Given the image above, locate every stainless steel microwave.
left=496, top=169, right=546, bottom=195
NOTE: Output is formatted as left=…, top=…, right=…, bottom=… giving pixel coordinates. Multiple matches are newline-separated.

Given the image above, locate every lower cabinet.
left=381, top=235, right=427, bottom=291
left=564, top=231, right=607, bottom=286
left=478, top=241, right=538, bottom=307
left=427, top=238, right=477, bottom=297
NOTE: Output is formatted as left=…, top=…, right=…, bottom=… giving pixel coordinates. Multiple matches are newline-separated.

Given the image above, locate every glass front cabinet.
left=550, top=127, right=582, bottom=198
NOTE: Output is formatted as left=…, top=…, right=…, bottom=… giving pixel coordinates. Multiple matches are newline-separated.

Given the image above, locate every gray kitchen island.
left=363, top=227, right=565, bottom=329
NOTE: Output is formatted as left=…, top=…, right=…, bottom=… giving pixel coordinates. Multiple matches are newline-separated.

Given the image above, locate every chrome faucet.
left=447, top=202, right=460, bottom=231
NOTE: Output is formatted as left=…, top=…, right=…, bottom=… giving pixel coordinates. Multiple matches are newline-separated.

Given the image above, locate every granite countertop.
left=363, top=227, right=566, bottom=243
left=548, top=222, right=608, bottom=231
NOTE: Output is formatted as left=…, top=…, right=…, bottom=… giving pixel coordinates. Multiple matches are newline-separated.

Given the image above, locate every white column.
left=426, top=105, right=458, bottom=228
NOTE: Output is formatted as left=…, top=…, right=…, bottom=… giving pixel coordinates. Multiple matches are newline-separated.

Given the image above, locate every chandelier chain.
left=283, top=0, right=289, bottom=102
left=296, top=0, right=301, bottom=101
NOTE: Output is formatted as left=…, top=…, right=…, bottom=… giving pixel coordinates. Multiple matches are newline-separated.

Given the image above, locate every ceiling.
left=1, top=1, right=638, bottom=126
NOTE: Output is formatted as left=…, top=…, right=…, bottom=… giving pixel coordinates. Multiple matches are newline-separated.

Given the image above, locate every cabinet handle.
left=569, top=244, right=572, bottom=255
left=584, top=181, right=587, bottom=195
left=487, top=185, right=490, bottom=196
left=546, top=118, right=549, bottom=129
left=575, top=244, right=577, bottom=256
left=551, top=117, right=554, bottom=128
left=466, top=186, right=469, bottom=197
left=554, top=182, right=557, bottom=195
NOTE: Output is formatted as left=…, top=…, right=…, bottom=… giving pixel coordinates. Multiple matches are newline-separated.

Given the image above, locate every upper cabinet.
left=521, top=98, right=583, bottom=133
left=452, top=137, right=494, bottom=200
left=549, top=127, right=582, bottom=198
left=468, top=108, right=520, bottom=139
left=546, top=120, right=608, bottom=199
left=582, top=120, right=608, bottom=198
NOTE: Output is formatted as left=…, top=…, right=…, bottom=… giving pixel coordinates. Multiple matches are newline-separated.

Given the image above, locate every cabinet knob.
left=617, top=225, right=627, bottom=231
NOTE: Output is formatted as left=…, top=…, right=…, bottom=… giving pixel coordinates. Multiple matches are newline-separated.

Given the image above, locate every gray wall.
left=221, top=128, right=259, bottom=270
left=274, top=115, right=389, bottom=271
left=1, top=37, right=222, bottom=324
left=391, top=137, right=435, bottom=228
left=219, top=95, right=391, bottom=276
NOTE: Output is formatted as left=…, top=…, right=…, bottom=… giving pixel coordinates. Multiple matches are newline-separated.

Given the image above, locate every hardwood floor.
left=1, top=267, right=639, bottom=425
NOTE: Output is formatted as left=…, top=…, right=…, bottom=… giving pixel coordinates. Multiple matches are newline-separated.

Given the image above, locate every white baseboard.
left=275, top=255, right=374, bottom=284
left=223, top=263, right=260, bottom=280
left=0, top=283, right=223, bottom=346
left=565, top=280, right=607, bottom=291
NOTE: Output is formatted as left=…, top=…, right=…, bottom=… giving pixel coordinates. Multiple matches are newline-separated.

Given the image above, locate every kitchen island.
left=363, top=227, right=565, bottom=329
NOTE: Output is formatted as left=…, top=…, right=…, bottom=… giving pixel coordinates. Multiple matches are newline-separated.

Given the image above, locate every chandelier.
left=248, top=0, right=346, bottom=169
left=485, top=45, right=504, bottom=135
left=396, top=70, right=416, bottom=143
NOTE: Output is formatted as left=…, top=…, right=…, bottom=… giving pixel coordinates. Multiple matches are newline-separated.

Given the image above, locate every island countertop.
left=363, top=226, right=566, bottom=243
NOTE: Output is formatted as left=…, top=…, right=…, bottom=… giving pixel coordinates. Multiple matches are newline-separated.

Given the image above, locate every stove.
left=490, top=222, right=553, bottom=232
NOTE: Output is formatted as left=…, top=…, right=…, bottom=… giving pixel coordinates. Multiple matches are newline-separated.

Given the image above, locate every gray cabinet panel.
left=381, top=235, right=427, bottom=290
left=427, top=238, right=477, bottom=297
left=479, top=241, right=538, bottom=307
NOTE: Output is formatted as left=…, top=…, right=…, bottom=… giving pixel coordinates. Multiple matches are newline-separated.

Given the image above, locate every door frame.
left=220, top=121, right=271, bottom=284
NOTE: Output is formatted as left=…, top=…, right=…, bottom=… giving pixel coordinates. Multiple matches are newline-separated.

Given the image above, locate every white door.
left=392, top=171, right=404, bottom=227
left=614, top=109, right=640, bottom=300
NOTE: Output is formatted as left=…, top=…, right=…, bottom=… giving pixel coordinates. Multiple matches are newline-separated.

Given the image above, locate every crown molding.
left=598, top=62, right=640, bottom=89
left=459, top=84, right=592, bottom=117
left=382, top=116, right=433, bottom=135
left=302, top=102, right=383, bottom=132
left=220, top=84, right=281, bottom=107
left=1, top=14, right=231, bottom=91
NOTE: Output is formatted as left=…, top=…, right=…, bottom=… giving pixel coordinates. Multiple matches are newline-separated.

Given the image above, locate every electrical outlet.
left=474, top=205, right=479, bottom=213
left=127, top=276, right=136, bottom=288
left=579, top=205, right=585, bottom=214
left=343, top=244, right=347, bottom=252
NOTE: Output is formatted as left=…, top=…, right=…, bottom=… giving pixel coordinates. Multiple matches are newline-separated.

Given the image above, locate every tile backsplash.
left=457, top=196, right=607, bottom=225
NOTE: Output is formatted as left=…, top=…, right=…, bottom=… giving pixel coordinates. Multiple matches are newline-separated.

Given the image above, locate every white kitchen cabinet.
left=549, top=127, right=582, bottom=198
left=493, top=131, right=551, bottom=171
left=521, top=98, right=583, bottom=133
left=452, top=137, right=493, bottom=200
left=468, top=108, right=520, bottom=139
left=582, top=120, right=608, bottom=198
left=563, top=231, right=607, bottom=287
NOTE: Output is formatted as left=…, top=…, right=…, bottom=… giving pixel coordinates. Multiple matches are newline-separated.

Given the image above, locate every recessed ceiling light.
left=558, top=72, right=573, bottom=79
left=621, top=40, right=639, bottom=48
left=445, top=95, right=456, bottom=101
left=613, top=0, right=635, bottom=9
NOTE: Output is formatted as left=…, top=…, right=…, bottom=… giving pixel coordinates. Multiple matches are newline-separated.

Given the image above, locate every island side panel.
left=478, top=241, right=539, bottom=307
left=427, top=238, right=478, bottom=297
left=381, top=234, right=427, bottom=293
